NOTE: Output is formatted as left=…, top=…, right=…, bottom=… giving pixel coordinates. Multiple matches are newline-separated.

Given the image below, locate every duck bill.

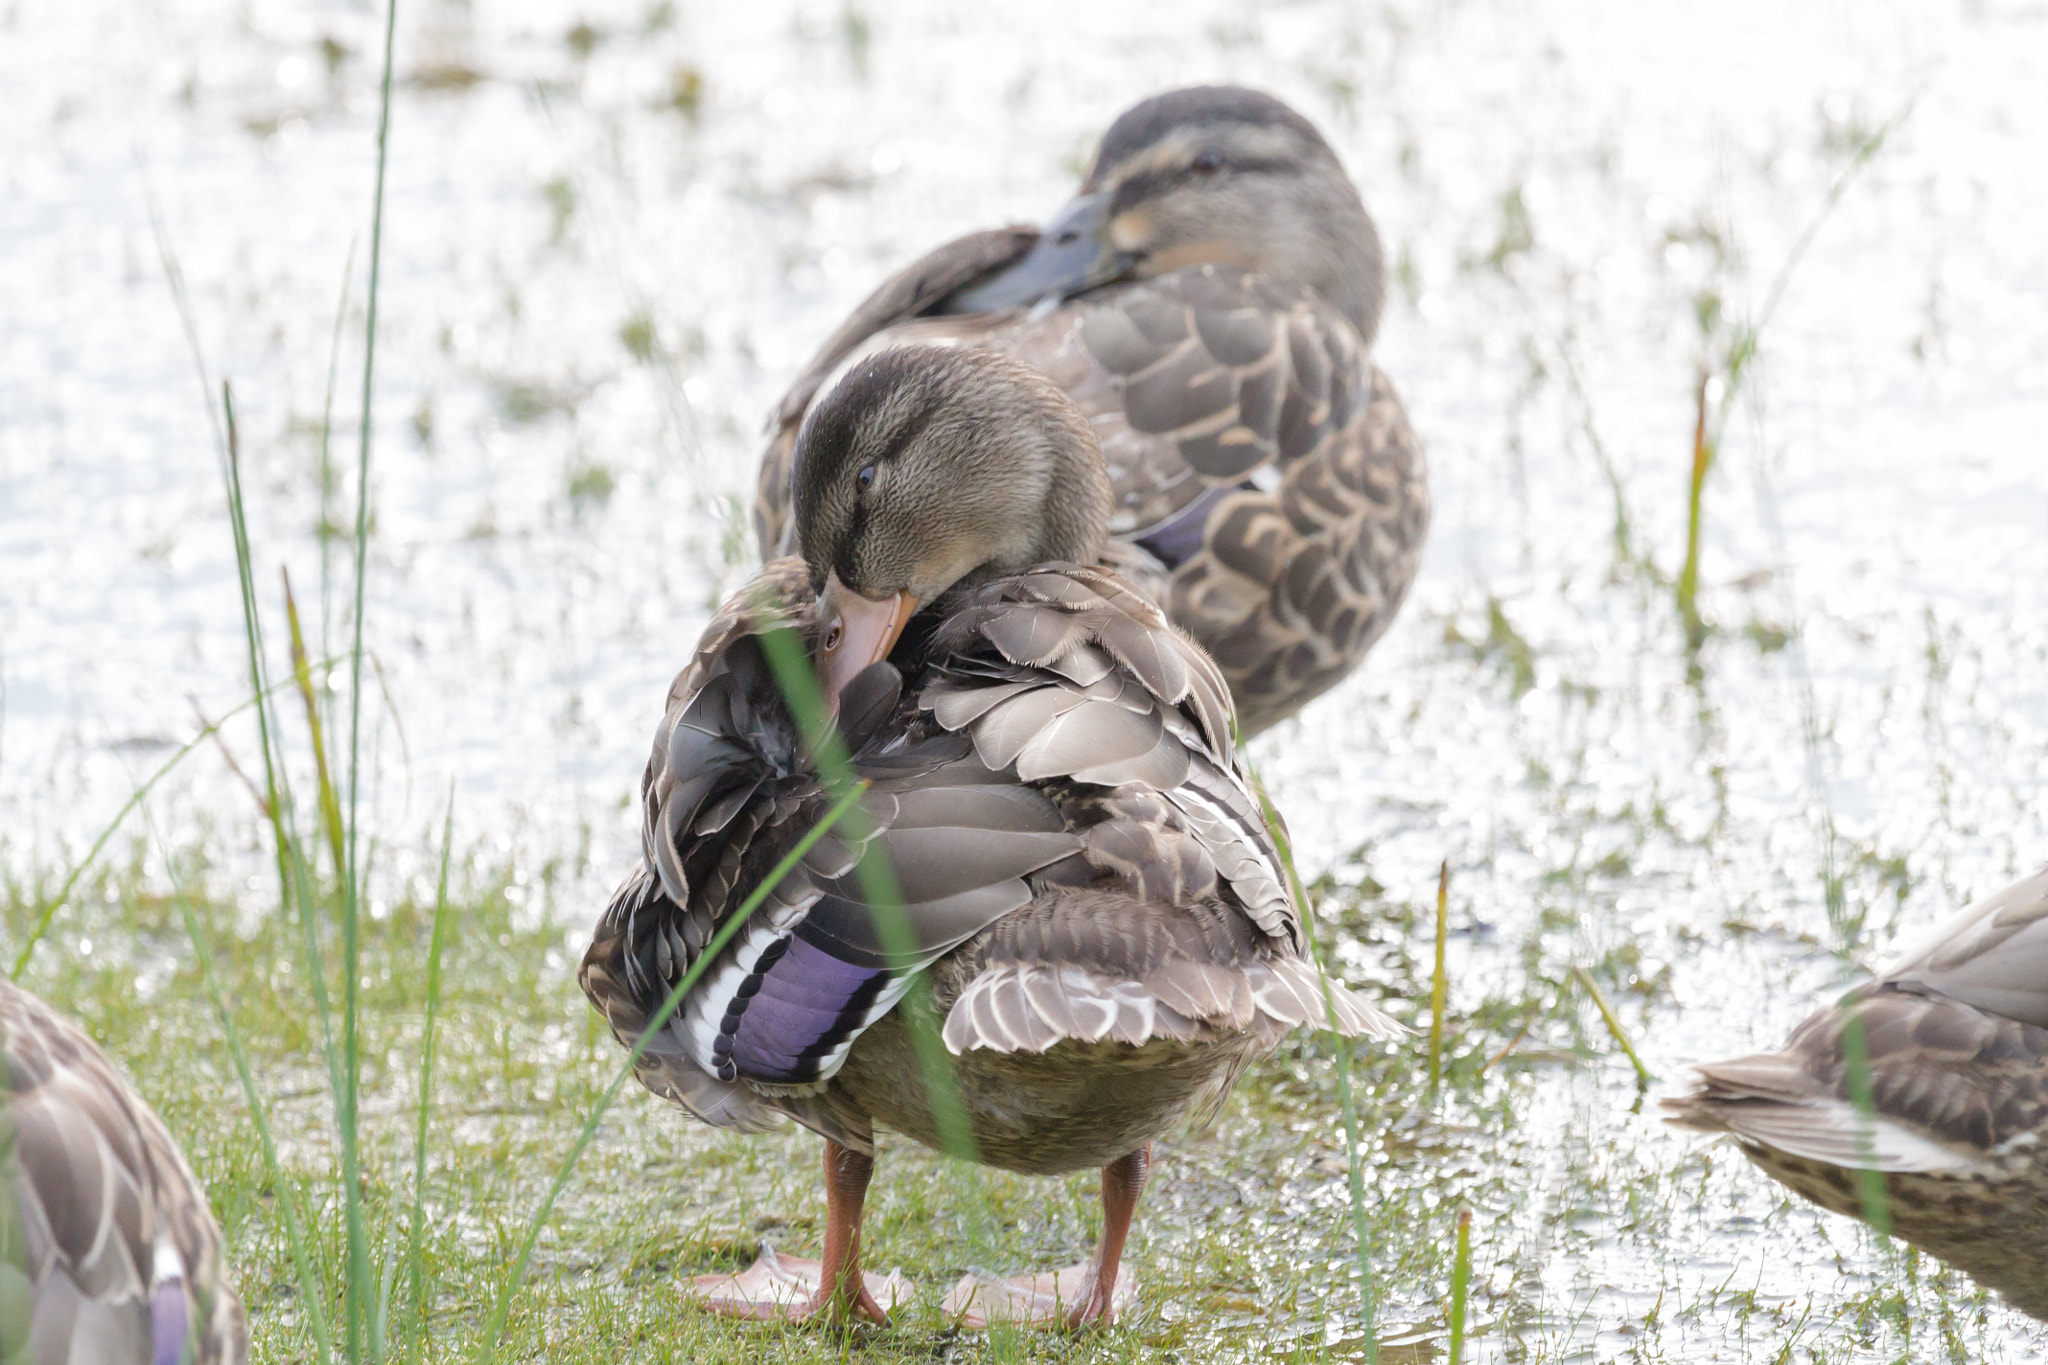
left=947, top=191, right=1138, bottom=312
left=816, top=575, right=918, bottom=723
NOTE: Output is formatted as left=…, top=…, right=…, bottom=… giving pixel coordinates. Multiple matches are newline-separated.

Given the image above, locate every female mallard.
left=1, top=977, right=249, bottom=1363
left=753, top=85, right=1429, bottom=736
left=583, top=346, right=1396, bottom=1327
left=1665, top=866, right=2048, bottom=1319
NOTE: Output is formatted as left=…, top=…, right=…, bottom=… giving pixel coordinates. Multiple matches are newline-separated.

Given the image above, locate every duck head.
left=950, top=85, right=1385, bottom=344
left=791, top=346, right=1112, bottom=714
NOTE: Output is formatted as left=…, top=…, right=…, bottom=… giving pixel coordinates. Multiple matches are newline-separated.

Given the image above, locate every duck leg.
left=687, top=1140, right=906, bottom=1325
left=944, top=1144, right=1150, bottom=1329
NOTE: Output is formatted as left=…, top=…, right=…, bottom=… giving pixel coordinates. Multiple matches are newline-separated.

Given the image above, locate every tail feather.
left=943, top=956, right=1401, bottom=1054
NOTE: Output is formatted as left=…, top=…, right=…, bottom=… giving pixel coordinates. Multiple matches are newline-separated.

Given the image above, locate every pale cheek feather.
left=1109, top=210, right=1154, bottom=254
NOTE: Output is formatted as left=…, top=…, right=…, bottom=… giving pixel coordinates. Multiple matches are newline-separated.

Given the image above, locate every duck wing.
left=1882, top=865, right=2048, bottom=1029
left=578, top=562, right=1083, bottom=1146
left=920, top=564, right=1400, bottom=1053
left=0, top=980, right=248, bottom=1365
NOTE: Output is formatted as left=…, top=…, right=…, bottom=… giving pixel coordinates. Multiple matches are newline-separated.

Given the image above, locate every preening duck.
left=753, top=85, right=1430, bottom=736
left=1, top=977, right=249, bottom=1364
left=1665, top=866, right=2048, bottom=1320
left=582, top=345, right=1397, bottom=1328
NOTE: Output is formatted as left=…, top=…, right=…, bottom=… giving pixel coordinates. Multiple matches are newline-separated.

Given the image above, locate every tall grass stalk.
left=1676, top=368, right=1714, bottom=649
left=1246, top=769, right=1379, bottom=1363
left=283, top=570, right=349, bottom=882
left=1448, top=1205, right=1473, bottom=1365
left=1674, top=95, right=1916, bottom=648
left=220, top=387, right=348, bottom=1109
left=471, top=780, right=872, bottom=1362
left=755, top=620, right=979, bottom=1164
left=1570, top=965, right=1653, bottom=1089
left=1429, top=860, right=1449, bottom=1091
left=1839, top=1006, right=1893, bottom=1239
left=406, top=792, right=457, bottom=1361
left=221, top=385, right=362, bottom=1349
left=336, top=0, right=403, bottom=1352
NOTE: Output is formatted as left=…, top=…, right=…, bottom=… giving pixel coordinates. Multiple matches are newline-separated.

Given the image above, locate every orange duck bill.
left=816, top=573, right=918, bottom=721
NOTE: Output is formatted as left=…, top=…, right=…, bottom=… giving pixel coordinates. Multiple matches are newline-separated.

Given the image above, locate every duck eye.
left=823, top=619, right=844, bottom=652
left=1190, top=149, right=1224, bottom=175
left=856, top=464, right=876, bottom=491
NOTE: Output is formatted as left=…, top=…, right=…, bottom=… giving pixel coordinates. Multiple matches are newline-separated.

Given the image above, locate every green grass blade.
left=318, top=237, right=358, bottom=659
left=1429, top=860, right=1449, bottom=1092
left=752, top=621, right=981, bottom=1166
left=337, top=0, right=403, bottom=1352
left=406, top=791, right=457, bottom=1362
left=220, top=383, right=360, bottom=1358
left=470, top=780, right=871, bottom=1363
left=1245, top=766, right=1379, bottom=1362
left=219, top=389, right=346, bottom=1103
left=1570, top=965, right=1654, bottom=1088
left=1839, top=1004, right=1893, bottom=1239
left=1676, top=368, right=1714, bottom=648
left=282, top=568, right=350, bottom=886
left=1448, top=1205, right=1473, bottom=1364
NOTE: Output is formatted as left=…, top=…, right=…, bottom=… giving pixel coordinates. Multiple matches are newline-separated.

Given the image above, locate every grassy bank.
left=13, top=810, right=2018, bottom=1362
left=4, top=849, right=1470, bottom=1363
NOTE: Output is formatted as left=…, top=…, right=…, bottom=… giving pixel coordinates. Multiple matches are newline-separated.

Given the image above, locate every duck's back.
left=582, top=559, right=1393, bottom=1164
left=0, top=979, right=247, bottom=1365
left=756, top=242, right=1428, bottom=734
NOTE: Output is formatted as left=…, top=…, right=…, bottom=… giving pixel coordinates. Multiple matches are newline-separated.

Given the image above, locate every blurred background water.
left=3, top=0, right=2045, bottom=1357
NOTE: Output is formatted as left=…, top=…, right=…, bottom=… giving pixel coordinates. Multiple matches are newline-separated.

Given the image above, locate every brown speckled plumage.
left=590, top=344, right=1392, bottom=1136
left=579, top=558, right=1394, bottom=1164
left=1, top=978, right=248, bottom=1364
left=754, top=86, right=1428, bottom=735
left=588, top=345, right=1400, bottom=1325
left=1666, top=866, right=2048, bottom=1320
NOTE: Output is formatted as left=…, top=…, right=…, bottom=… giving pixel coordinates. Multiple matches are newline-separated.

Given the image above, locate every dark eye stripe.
left=1111, top=153, right=1294, bottom=213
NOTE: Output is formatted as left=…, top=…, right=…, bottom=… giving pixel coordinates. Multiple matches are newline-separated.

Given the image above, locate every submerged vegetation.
left=4, top=0, right=2046, bottom=1362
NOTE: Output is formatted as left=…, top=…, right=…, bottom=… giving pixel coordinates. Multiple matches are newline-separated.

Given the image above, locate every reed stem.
left=1571, top=964, right=1653, bottom=1089
left=1429, top=860, right=1449, bottom=1091
left=1448, top=1205, right=1473, bottom=1365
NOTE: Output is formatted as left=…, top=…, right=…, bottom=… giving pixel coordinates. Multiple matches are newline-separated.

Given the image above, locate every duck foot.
left=688, top=1243, right=911, bottom=1324
left=686, top=1140, right=903, bottom=1325
left=942, top=1263, right=1137, bottom=1328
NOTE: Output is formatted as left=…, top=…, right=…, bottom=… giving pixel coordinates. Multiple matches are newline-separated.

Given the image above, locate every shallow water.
left=3, top=0, right=2046, bottom=1358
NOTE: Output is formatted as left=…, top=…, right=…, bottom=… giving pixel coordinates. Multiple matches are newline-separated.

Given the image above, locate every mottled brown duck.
left=1665, top=865, right=2048, bottom=1320
left=1, top=977, right=248, bottom=1364
left=583, top=346, right=1397, bottom=1328
left=753, top=85, right=1429, bottom=736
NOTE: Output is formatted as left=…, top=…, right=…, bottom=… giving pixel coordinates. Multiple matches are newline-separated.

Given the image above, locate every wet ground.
left=3, top=0, right=2046, bottom=1359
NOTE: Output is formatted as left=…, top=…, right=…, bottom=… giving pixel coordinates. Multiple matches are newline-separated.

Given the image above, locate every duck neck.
left=1320, top=192, right=1386, bottom=348
left=1032, top=418, right=1113, bottom=567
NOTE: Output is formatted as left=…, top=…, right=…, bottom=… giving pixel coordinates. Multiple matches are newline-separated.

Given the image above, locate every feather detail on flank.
left=943, top=955, right=1397, bottom=1055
